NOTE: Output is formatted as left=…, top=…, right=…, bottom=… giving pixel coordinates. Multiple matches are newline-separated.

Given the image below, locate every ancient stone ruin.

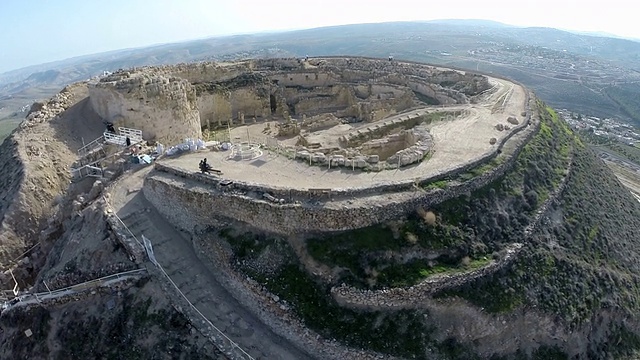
left=88, top=57, right=493, bottom=170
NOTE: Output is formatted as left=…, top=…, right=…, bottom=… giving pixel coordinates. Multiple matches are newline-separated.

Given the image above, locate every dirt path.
left=107, top=167, right=313, bottom=360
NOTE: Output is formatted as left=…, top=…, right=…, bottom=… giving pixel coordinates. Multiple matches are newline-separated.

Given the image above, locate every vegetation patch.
left=424, top=179, right=449, bottom=190
left=307, top=103, right=573, bottom=290
left=437, top=122, right=640, bottom=332
left=217, top=103, right=640, bottom=358
left=219, top=227, right=437, bottom=357
left=604, top=84, right=640, bottom=127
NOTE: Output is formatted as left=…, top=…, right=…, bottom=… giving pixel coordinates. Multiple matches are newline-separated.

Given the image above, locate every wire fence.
left=104, top=198, right=254, bottom=360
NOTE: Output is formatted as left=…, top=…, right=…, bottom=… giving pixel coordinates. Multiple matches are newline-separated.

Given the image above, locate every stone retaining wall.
left=330, top=152, right=575, bottom=311
left=145, top=109, right=540, bottom=235
left=331, top=243, right=524, bottom=310
left=104, top=212, right=146, bottom=264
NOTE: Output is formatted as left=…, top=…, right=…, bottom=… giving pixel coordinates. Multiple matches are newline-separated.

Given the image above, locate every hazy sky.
left=1, top=0, right=637, bottom=73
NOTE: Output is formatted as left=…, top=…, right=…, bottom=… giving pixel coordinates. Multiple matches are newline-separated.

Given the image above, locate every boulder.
left=354, top=156, right=368, bottom=168
left=507, top=116, right=519, bottom=125
left=311, top=152, right=327, bottom=163
left=296, top=150, right=310, bottom=161
left=88, top=180, right=104, bottom=200
left=489, top=137, right=497, bottom=145
left=27, top=102, right=46, bottom=117
left=330, top=155, right=345, bottom=167
left=495, top=123, right=505, bottom=131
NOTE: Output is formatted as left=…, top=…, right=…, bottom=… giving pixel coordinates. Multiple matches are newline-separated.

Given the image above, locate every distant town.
left=557, top=109, right=640, bottom=147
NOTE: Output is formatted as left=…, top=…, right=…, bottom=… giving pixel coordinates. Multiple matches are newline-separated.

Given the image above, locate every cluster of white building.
left=558, top=109, right=640, bottom=146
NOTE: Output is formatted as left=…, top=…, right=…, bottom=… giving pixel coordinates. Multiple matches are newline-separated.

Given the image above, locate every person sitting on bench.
left=199, top=158, right=213, bottom=174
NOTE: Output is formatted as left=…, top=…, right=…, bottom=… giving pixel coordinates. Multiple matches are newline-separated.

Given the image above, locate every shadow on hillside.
left=0, top=135, right=26, bottom=266
left=50, top=97, right=106, bottom=152
left=115, top=191, right=144, bottom=220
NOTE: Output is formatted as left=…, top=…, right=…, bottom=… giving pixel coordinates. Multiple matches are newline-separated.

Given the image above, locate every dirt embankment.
left=0, top=83, right=106, bottom=285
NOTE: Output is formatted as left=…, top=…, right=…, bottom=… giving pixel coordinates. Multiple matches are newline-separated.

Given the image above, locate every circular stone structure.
left=227, top=142, right=263, bottom=161
left=128, top=57, right=529, bottom=193
left=96, top=57, right=626, bottom=360
left=131, top=57, right=534, bottom=236
left=89, top=57, right=529, bottom=197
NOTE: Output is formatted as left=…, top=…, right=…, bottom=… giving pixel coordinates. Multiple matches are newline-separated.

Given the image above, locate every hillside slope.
left=217, top=103, right=640, bottom=359
left=0, top=83, right=105, bottom=287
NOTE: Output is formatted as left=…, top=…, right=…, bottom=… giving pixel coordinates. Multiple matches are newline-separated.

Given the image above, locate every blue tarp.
left=140, top=155, right=152, bottom=164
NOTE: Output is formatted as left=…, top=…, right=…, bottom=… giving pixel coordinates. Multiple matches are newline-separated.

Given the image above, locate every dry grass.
left=388, top=220, right=402, bottom=240
left=416, top=206, right=437, bottom=225
left=460, top=256, right=471, bottom=267
left=405, top=232, right=418, bottom=245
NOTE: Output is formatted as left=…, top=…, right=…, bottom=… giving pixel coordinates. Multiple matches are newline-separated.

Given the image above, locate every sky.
left=0, top=0, right=638, bottom=73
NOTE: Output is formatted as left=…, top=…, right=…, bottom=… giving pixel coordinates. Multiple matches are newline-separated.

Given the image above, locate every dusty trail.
left=108, top=168, right=313, bottom=360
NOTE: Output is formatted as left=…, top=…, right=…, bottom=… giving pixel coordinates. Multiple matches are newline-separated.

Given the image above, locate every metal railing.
left=104, top=131, right=128, bottom=146
left=3, top=268, right=147, bottom=311
left=78, top=135, right=105, bottom=155
left=103, top=127, right=143, bottom=146
left=103, top=197, right=254, bottom=360
left=118, top=127, right=143, bottom=142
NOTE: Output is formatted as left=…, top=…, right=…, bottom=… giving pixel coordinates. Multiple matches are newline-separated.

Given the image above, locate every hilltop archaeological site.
left=2, top=56, right=639, bottom=359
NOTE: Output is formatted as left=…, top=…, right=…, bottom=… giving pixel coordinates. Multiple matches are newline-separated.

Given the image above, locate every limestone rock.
left=88, top=180, right=104, bottom=200
left=311, top=152, right=326, bottom=163
left=296, top=150, right=311, bottom=161
left=330, top=155, right=345, bottom=167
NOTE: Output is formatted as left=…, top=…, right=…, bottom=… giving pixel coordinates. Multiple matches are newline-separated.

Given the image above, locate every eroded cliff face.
left=0, top=137, right=25, bottom=265
left=89, top=73, right=201, bottom=144
left=0, top=83, right=105, bottom=274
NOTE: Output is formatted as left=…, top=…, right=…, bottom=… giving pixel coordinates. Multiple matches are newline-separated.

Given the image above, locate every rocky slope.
left=0, top=158, right=228, bottom=359
left=216, top=104, right=640, bottom=359
left=0, top=84, right=103, bottom=282
left=0, top=277, right=226, bottom=360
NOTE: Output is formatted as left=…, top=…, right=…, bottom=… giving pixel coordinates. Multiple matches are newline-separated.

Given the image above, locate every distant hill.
left=2, top=19, right=640, bottom=130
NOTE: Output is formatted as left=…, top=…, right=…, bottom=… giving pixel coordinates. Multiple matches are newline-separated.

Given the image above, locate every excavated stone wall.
left=331, top=243, right=524, bottom=310
left=88, top=74, right=201, bottom=144
left=197, top=89, right=271, bottom=129
left=89, top=57, right=491, bottom=146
